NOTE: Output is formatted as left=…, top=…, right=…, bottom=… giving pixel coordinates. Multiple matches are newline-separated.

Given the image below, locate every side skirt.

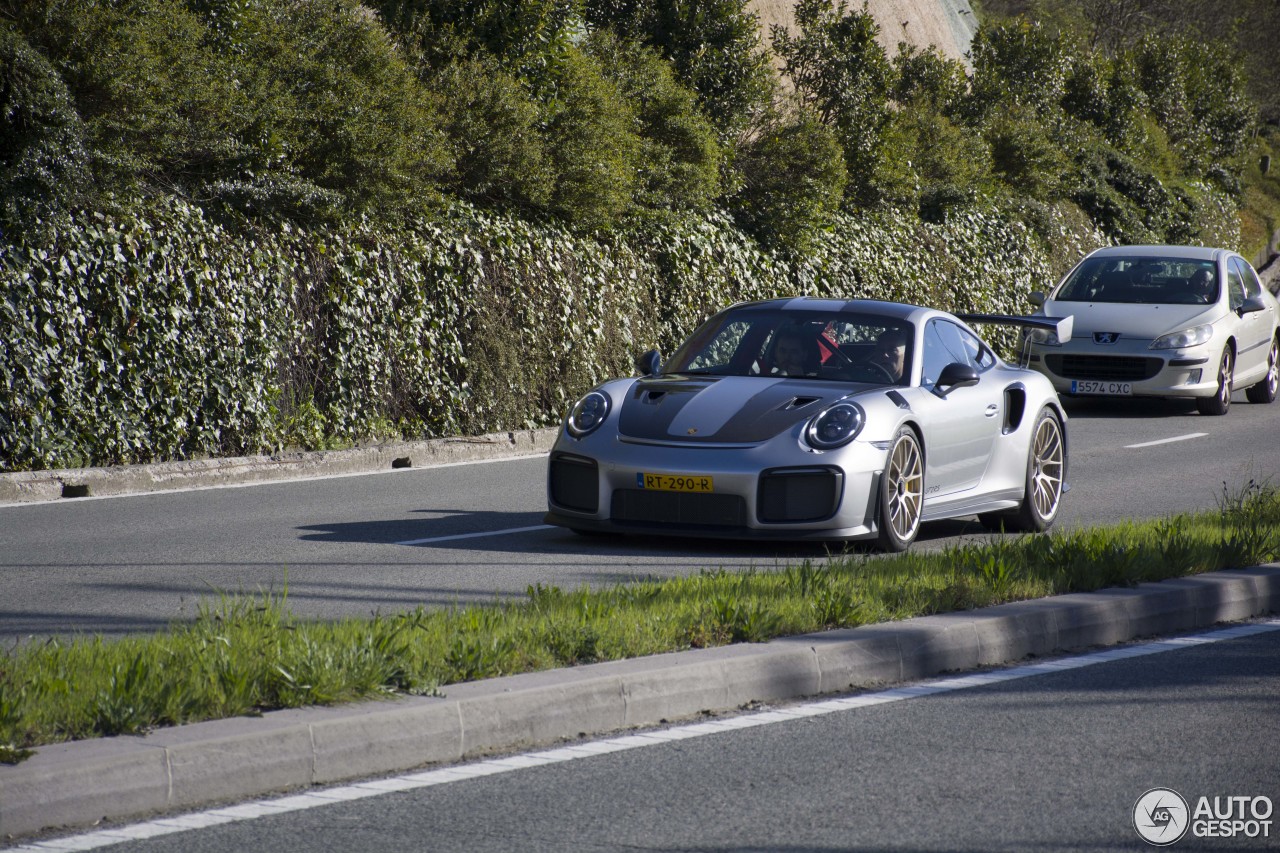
left=921, top=488, right=1023, bottom=522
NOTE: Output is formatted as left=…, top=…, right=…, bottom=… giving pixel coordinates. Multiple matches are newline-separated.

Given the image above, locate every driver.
left=865, top=328, right=908, bottom=381
left=1188, top=268, right=1216, bottom=303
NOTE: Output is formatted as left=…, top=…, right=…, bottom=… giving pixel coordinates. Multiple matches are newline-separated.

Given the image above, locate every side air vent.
left=643, top=390, right=667, bottom=403
left=885, top=390, right=910, bottom=410
left=1003, top=384, right=1027, bottom=434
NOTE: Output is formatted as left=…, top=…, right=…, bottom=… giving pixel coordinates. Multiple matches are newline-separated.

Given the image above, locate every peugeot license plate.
left=636, top=472, right=714, bottom=493
left=1071, top=380, right=1132, bottom=395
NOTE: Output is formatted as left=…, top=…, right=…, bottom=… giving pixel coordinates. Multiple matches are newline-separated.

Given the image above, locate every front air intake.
left=757, top=467, right=843, bottom=523
left=549, top=454, right=599, bottom=512
left=611, top=490, right=746, bottom=527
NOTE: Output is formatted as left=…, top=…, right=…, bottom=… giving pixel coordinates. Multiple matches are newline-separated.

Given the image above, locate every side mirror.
left=934, top=362, right=980, bottom=397
left=1029, top=290, right=1046, bottom=308
left=635, top=349, right=663, bottom=376
left=1239, top=295, right=1267, bottom=316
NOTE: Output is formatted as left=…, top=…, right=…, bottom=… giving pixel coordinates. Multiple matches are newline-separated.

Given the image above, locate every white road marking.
left=1124, top=432, right=1207, bottom=449
left=10, top=619, right=1279, bottom=852
left=394, top=523, right=553, bottom=546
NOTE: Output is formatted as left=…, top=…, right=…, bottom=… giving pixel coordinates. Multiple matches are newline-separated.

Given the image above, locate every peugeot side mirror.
left=635, top=349, right=663, bottom=376
left=1238, top=295, right=1267, bottom=316
left=933, top=362, right=980, bottom=397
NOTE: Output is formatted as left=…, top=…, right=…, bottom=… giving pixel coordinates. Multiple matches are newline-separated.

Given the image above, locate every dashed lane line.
left=1124, top=432, right=1208, bottom=449
left=395, top=523, right=554, bottom=545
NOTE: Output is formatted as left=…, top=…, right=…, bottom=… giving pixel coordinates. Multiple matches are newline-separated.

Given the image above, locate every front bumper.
left=1027, top=340, right=1216, bottom=399
left=544, top=427, right=890, bottom=542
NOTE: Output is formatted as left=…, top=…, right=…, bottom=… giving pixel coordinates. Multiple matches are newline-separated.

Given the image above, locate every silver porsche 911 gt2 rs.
left=544, top=298, right=1073, bottom=551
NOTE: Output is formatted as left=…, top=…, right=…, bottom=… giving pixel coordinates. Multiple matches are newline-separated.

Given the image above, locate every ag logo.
left=1094, top=332, right=1121, bottom=344
left=1134, top=788, right=1190, bottom=846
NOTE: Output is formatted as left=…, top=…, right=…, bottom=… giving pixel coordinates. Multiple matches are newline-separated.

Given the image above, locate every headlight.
left=1151, top=324, right=1213, bottom=350
left=805, top=401, right=865, bottom=450
left=566, top=390, right=611, bottom=438
left=1023, top=328, right=1061, bottom=347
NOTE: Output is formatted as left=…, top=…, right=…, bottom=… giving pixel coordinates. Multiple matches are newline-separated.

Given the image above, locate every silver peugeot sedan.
left=1026, top=245, right=1280, bottom=415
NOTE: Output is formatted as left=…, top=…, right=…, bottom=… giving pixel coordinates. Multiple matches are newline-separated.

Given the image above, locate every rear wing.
left=955, top=313, right=1074, bottom=368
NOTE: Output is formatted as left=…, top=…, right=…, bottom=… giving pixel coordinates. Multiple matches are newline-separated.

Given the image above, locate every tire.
left=1196, top=347, right=1234, bottom=416
left=876, top=426, right=924, bottom=552
left=1245, top=337, right=1278, bottom=404
left=978, top=407, right=1065, bottom=533
left=1014, top=408, right=1066, bottom=532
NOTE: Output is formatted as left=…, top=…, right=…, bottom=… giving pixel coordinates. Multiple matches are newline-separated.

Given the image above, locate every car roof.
left=1086, top=245, right=1229, bottom=262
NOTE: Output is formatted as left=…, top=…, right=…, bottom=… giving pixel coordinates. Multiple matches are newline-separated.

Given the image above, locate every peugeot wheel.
left=1197, top=347, right=1234, bottom=415
left=1245, top=337, right=1278, bottom=404
left=877, top=427, right=924, bottom=552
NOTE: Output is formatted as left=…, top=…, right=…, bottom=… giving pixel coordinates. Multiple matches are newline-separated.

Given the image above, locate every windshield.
left=1055, top=256, right=1219, bottom=305
left=664, top=308, right=914, bottom=386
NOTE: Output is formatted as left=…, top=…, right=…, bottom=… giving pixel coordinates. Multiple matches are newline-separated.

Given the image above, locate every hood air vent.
left=782, top=396, right=822, bottom=411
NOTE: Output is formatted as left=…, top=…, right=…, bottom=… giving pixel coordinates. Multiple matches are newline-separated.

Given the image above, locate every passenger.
left=769, top=330, right=820, bottom=377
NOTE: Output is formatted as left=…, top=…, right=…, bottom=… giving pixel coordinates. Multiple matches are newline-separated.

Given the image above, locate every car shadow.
left=297, top=508, right=993, bottom=559
left=296, top=508, right=548, bottom=546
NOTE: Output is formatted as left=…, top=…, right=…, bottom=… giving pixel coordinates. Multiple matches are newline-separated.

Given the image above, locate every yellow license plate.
left=636, top=472, right=714, bottom=493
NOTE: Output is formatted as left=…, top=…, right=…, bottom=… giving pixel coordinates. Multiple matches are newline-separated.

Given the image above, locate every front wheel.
left=876, top=427, right=924, bottom=552
left=1197, top=347, right=1234, bottom=415
left=1245, top=338, right=1278, bottom=404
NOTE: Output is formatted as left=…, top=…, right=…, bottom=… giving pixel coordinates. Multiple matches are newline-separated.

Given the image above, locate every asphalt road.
left=2, top=393, right=1278, bottom=641
left=50, top=625, right=1280, bottom=853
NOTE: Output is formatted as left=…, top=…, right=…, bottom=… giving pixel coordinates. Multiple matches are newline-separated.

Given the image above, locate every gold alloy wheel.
left=1030, top=413, right=1064, bottom=521
left=885, top=432, right=924, bottom=542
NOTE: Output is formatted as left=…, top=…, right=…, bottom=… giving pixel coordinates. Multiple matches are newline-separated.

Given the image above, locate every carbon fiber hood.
left=617, top=375, right=874, bottom=443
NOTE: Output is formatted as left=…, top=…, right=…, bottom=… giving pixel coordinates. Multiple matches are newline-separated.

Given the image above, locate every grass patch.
left=2, top=481, right=1278, bottom=765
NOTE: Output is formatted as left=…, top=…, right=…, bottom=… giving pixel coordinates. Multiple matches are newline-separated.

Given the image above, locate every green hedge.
left=1, top=200, right=289, bottom=468
left=3, top=188, right=1239, bottom=472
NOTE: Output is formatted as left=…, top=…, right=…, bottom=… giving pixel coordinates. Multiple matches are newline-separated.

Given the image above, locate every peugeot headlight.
left=566, top=390, right=611, bottom=438
left=1024, top=327, right=1062, bottom=347
left=1151, top=324, right=1213, bottom=350
left=805, top=401, right=865, bottom=450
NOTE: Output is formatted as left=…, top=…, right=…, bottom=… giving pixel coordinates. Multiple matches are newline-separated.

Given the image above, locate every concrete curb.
left=3, top=564, right=1277, bottom=840
left=0, top=428, right=561, bottom=505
